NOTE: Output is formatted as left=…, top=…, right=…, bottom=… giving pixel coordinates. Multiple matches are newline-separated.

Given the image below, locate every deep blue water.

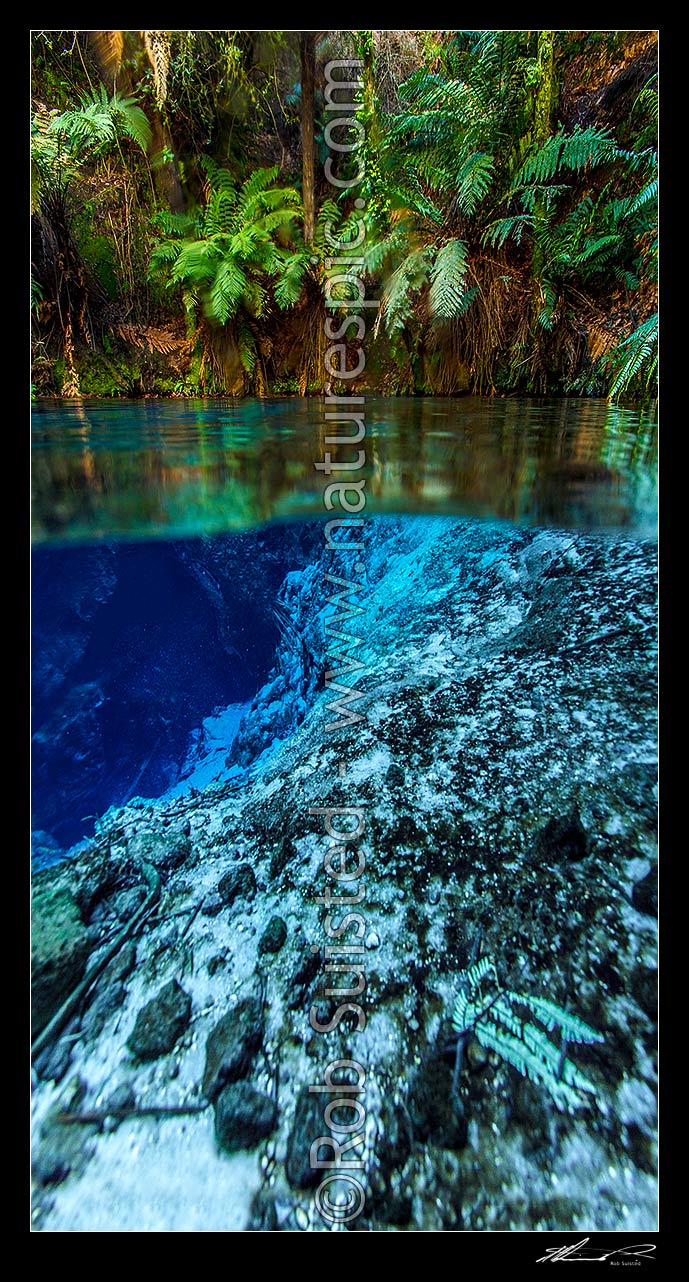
left=31, top=525, right=322, bottom=852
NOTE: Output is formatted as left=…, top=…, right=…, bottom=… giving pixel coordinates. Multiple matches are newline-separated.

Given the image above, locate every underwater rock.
left=201, top=892, right=224, bottom=917
left=286, top=934, right=321, bottom=1010
left=617, top=760, right=657, bottom=828
left=127, top=978, right=192, bottom=1061
left=631, top=964, right=657, bottom=1020
left=258, top=915, right=287, bottom=955
left=408, top=1046, right=469, bottom=1150
left=533, top=806, right=591, bottom=864
left=214, top=1082, right=277, bottom=1153
left=202, top=997, right=264, bottom=1100
left=269, top=835, right=297, bottom=881
left=33, top=1029, right=75, bottom=1085
left=127, top=827, right=192, bottom=873
left=218, top=863, right=257, bottom=905
left=246, top=1191, right=279, bottom=1231
left=81, top=980, right=126, bottom=1041
left=103, top=1082, right=137, bottom=1126
left=285, top=1089, right=329, bottom=1190
left=385, top=762, right=406, bottom=791
left=364, top=1094, right=413, bottom=1226
left=111, top=885, right=147, bottom=920
left=33, top=1075, right=97, bottom=1187
left=107, top=938, right=137, bottom=985
left=631, top=868, right=657, bottom=917
left=31, top=884, right=91, bottom=1037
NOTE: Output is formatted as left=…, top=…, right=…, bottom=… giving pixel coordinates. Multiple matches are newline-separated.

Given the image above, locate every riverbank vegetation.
left=31, top=30, right=658, bottom=400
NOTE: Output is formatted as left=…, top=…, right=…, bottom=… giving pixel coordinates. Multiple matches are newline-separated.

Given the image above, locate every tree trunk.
left=531, top=31, right=557, bottom=322
left=300, top=32, right=316, bottom=244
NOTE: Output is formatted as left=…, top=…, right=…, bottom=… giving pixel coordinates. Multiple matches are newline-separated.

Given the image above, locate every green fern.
left=48, top=87, right=152, bottom=160
left=451, top=952, right=603, bottom=1111
left=513, top=126, right=621, bottom=189
left=31, top=89, right=152, bottom=210
left=428, top=240, right=476, bottom=319
left=149, top=164, right=306, bottom=328
left=604, top=312, right=658, bottom=399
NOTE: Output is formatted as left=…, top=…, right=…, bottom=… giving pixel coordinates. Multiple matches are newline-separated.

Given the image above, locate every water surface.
left=32, top=396, right=658, bottom=543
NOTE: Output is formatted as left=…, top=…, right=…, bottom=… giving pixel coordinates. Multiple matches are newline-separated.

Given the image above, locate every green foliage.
left=32, top=88, right=152, bottom=210
left=604, top=313, right=658, bottom=399
left=369, top=32, right=539, bottom=337
left=150, top=163, right=305, bottom=327
left=31, top=30, right=658, bottom=399
left=452, top=954, right=603, bottom=1111
left=428, top=240, right=475, bottom=319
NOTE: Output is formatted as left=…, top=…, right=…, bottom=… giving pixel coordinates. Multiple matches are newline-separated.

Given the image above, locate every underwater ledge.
left=31, top=515, right=657, bottom=1231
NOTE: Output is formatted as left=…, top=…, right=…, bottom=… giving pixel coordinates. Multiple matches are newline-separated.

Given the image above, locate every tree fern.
left=150, top=164, right=306, bottom=328
left=451, top=951, right=603, bottom=1111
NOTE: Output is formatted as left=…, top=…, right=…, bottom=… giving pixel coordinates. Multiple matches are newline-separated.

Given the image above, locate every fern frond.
left=454, top=152, right=495, bottom=216
left=207, top=256, right=247, bottom=323
left=273, top=252, right=308, bottom=309
left=451, top=951, right=602, bottom=1111
left=428, top=240, right=471, bottom=319
left=381, top=247, right=431, bottom=334
left=483, top=213, right=533, bottom=249
left=606, top=312, right=658, bottom=398
left=515, top=993, right=604, bottom=1044
left=517, top=126, right=620, bottom=187
left=238, top=165, right=281, bottom=215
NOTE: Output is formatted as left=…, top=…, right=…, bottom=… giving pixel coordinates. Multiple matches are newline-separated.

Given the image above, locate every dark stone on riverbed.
left=285, top=1088, right=332, bottom=1190
left=286, top=933, right=321, bottom=1009
left=127, top=827, right=192, bottom=872
left=33, top=1076, right=97, bottom=1187
left=631, top=868, right=657, bottom=917
left=258, top=915, right=287, bottom=955
left=533, top=806, right=590, bottom=864
left=408, top=1047, right=469, bottom=1150
left=247, top=1191, right=279, bottom=1231
left=81, top=980, right=126, bottom=1041
left=202, top=997, right=264, bottom=1100
left=214, top=1082, right=277, bottom=1153
left=127, top=978, right=191, bottom=1061
left=631, top=964, right=657, bottom=1020
left=218, top=864, right=257, bottom=905
left=33, top=1028, right=76, bottom=1084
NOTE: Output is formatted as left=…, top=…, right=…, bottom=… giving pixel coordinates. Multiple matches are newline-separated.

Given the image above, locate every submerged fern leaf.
left=515, top=993, right=604, bottom=1043
left=450, top=951, right=601, bottom=1110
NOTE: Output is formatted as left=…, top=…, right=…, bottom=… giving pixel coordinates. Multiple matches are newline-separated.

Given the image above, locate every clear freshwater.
left=30, top=396, right=659, bottom=1233
left=32, top=396, right=657, bottom=543
left=31, top=395, right=658, bottom=855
